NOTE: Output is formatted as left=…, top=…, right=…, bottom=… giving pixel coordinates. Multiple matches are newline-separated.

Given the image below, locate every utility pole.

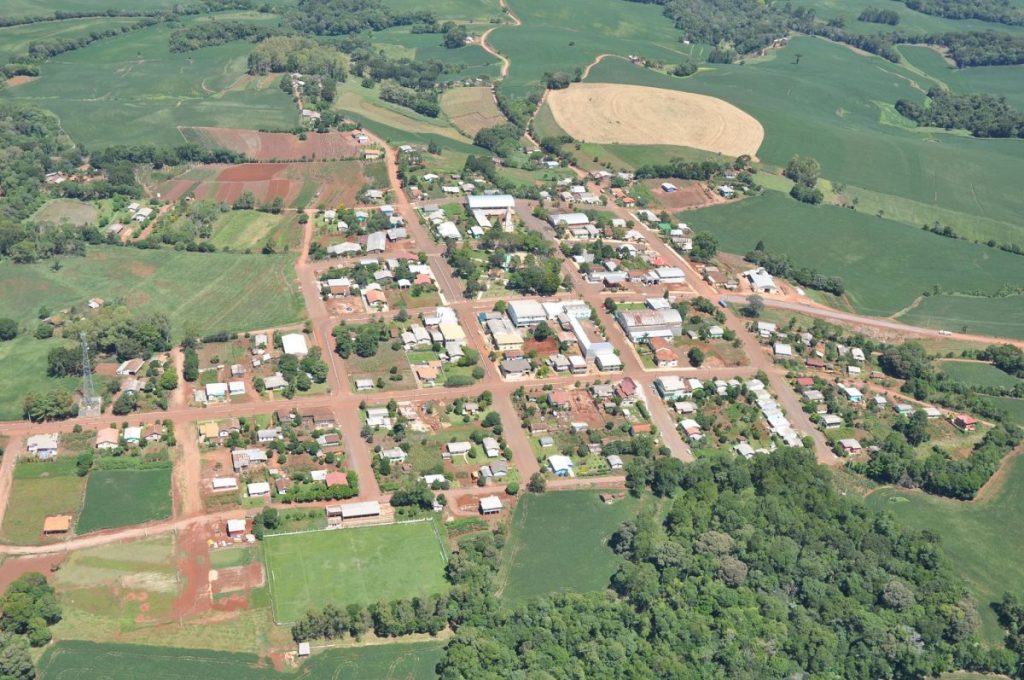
left=78, top=332, right=101, bottom=418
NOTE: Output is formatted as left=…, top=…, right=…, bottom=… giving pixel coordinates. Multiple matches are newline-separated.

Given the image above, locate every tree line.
left=285, top=0, right=434, bottom=36
left=744, top=243, right=846, bottom=295
left=896, top=87, right=1024, bottom=138
left=897, top=0, right=1024, bottom=26
left=169, top=20, right=283, bottom=52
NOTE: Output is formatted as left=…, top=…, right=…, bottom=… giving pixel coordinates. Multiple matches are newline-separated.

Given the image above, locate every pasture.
left=5, top=0, right=180, bottom=18
left=866, top=454, right=1024, bottom=644
left=938, top=361, right=1022, bottom=388
left=37, top=639, right=444, bottom=679
left=0, top=246, right=304, bottom=340
left=588, top=38, right=1024, bottom=246
left=208, top=210, right=303, bottom=252
left=383, top=0, right=499, bottom=21
left=898, top=295, right=1024, bottom=340
left=0, top=336, right=89, bottom=421
left=31, top=199, right=99, bottom=227
left=373, top=28, right=503, bottom=83
left=547, top=83, right=763, bottom=157
left=441, top=86, right=507, bottom=137
left=76, top=468, right=173, bottom=534
left=0, top=17, right=138, bottom=62
left=0, top=457, right=85, bottom=545
left=1, top=19, right=296, bottom=148
left=981, top=397, right=1024, bottom=426
left=690, top=192, right=1022, bottom=318
left=264, top=521, right=449, bottom=622
left=497, top=490, right=640, bottom=601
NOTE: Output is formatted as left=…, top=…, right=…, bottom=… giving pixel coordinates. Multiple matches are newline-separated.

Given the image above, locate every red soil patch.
left=646, top=179, right=722, bottom=211
left=211, top=563, right=264, bottom=597
left=523, top=336, right=559, bottom=358
left=218, top=164, right=280, bottom=182
left=187, top=127, right=361, bottom=162
left=159, top=179, right=195, bottom=203
left=4, top=76, right=37, bottom=87
left=0, top=554, right=65, bottom=592
left=172, top=523, right=213, bottom=620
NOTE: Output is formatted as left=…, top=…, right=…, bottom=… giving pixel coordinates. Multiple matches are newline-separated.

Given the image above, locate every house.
left=317, top=433, right=340, bottom=447
left=660, top=182, right=677, bottom=193
left=615, top=309, right=683, bottom=341
left=922, top=407, right=941, bottom=419
left=631, top=422, right=652, bottom=436
left=43, top=515, right=72, bottom=535
left=423, top=474, right=447, bottom=487
left=487, top=318, right=524, bottom=351
left=548, top=212, right=591, bottom=229
left=247, top=482, right=271, bottom=497
left=123, top=426, right=142, bottom=444
left=304, top=407, right=337, bottom=428
left=674, top=401, right=697, bottom=414
left=756, top=321, right=778, bottom=338
left=212, top=477, right=238, bottom=492
left=364, top=286, right=387, bottom=308
left=206, top=382, right=228, bottom=401
left=655, top=376, right=688, bottom=400
left=851, top=347, right=866, bottom=362
left=479, top=495, right=503, bottom=515
left=27, top=433, right=59, bottom=459
left=506, top=300, right=546, bottom=327
left=952, top=414, right=977, bottom=432
left=228, top=380, right=245, bottom=395
left=226, top=518, right=247, bottom=537
left=839, top=438, right=863, bottom=454
left=616, top=377, right=638, bottom=401
left=538, top=436, right=554, bottom=448
left=257, top=427, right=282, bottom=443
left=144, top=424, right=163, bottom=442
left=487, top=459, right=509, bottom=478
left=500, top=357, right=532, bottom=378
left=680, top=418, right=703, bottom=440
left=366, top=231, right=386, bottom=253
left=773, top=343, right=793, bottom=358
left=654, top=267, right=686, bottom=285
left=483, top=437, right=501, bottom=458
left=841, top=385, right=863, bottom=403
left=873, top=395, right=888, bottom=407
left=803, top=389, right=825, bottom=403
left=446, top=441, right=472, bottom=458
left=355, top=378, right=375, bottom=391
left=821, top=414, right=843, bottom=429
left=379, top=447, right=407, bottom=462
left=893, top=403, right=914, bottom=416
left=547, top=455, right=574, bottom=477
left=744, top=267, right=779, bottom=293
left=438, top=322, right=466, bottom=345
left=96, top=428, right=120, bottom=450
left=415, top=363, right=440, bottom=385
left=116, top=358, right=145, bottom=376
left=707, top=325, right=724, bottom=339
left=281, top=333, right=309, bottom=357
left=366, top=407, right=392, bottom=429
left=596, top=353, right=622, bottom=371
left=264, top=374, right=288, bottom=391
left=607, top=454, right=624, bottom=470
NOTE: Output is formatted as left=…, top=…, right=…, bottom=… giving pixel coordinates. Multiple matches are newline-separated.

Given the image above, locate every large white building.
left=281, top=333, right=309, bottom=356
left=507, top=299, right=547, bottom=327
left=467, top=194, right=515, bottom=232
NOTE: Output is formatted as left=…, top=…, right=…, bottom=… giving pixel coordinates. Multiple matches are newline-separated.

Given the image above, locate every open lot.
left=208, top=210, right=303, bottom=252
left=0, top=336, right=97, bottom=421
left=31, top=199, right=100, bottom=227
left=866, top=454, right=1024, bottom=644
left=939, top=361, right=1022, bottom=388
left=548, top=83, right=763, bottom=157
left=1, top=18, right=295, bottom=148
left=498, top=490, right=640, bottom=601
left=264, top=521, right=449, bottom=622
left=76, top=468, right=173, bottom=534
left=0, top=246, right=304, bottom=340
left=1, top=456, right=86, bottom=545
left=37, top=639, right=444, bottom=679
left=441, top=86, right=507, bottom=137
left=180, top=127, right=361, bottom=162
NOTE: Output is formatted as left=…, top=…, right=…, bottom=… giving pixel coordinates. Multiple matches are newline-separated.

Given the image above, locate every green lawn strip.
left=938, top=361, right=1023, bottom=388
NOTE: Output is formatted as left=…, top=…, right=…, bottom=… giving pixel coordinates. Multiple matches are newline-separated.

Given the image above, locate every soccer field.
left=264, top=521, right=449, bottom=623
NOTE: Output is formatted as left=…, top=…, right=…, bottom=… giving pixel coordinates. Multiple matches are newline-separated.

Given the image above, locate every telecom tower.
left=78, top=332, right=101, bottom=418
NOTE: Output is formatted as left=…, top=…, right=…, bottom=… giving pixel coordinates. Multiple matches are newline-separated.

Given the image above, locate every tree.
left=159, top=365, right=178, bottom=391
left=46, top=346, right=79, bottom=377
left=895, top=409, right=930, bottom=446
left=741, top=294, right=764, bottom=318
left=687, top=347, right=705, bottom=367
left=690, top=232, right=718, bottom=261
left=183, top=347, right=199, bottom=381
left=784, top=155, right=821, bottom=186
left=0, top=319, right=17, bottom=341
left=33, top=324, right=53, bottom=340
left=527, top=472, right=547, bottom=493
left=111, top=391, right=137, bottom=416
left=443, top=24, right=467, bottom=48
left=532, top=321, right=552, bottom=342
left=0, top=634, right=33, bottom=680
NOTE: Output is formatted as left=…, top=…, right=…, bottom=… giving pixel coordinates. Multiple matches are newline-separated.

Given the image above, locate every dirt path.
left=176, top=422, right=203, bottom=518
left=0, top=437, right=22, bottom=533
left=478, top=0, right=520, bottom=79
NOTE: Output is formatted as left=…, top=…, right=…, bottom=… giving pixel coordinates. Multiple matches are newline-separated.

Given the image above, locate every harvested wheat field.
left=441, top=87, right=507, bottom=137
left=180, top=127, right=360, bottom=161
left=547, top=83, right=763, bottom=158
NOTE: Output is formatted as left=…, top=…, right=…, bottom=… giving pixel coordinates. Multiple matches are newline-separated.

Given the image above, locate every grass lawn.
left=347, top=344, right=415, bottom=392
left=938, top=361, right=1022, bottom=388
left=30, top=198, right=100, bottom=227
left=37, top=639, right=443, bottom=679
left=210, top=546, right=256, bottom=569
left=0, top=246, right=304, bottom=340
left=497, top=490, right=641, bottom=601
left=209, top=210, right=303, bottom=252
left=688, top=191, right=1021, bottom=319
left=1, top=16, right=296, bottom=148
left=865, top=454, right=1024, bottom=644
left=0, top=336, right=87, bottom=421
left=981, top=396, right=1024, bottom=427
left=1, top=457, right=86, bottom=545
left=264, top=521, right=449, bottom=622
left=76, top=468, right=173, bottom=534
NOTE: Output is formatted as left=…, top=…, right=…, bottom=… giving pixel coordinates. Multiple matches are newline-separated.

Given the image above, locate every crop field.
left=37, top=639, right=444, bottom=679
left=179, top=127, right=362, bottom=161
left=383, top=0, right=499, bottom=21
left=788, top=0, right=1024, bottom=38
left=1, top=457, right=86, bottom=545
left=334, top=78, right=469, bottom=143
left=0, top=246, right=304, bottom=340
left=373, top=28, right=503, bottom=83
left=866, top=454, right=1024, bottom=644
left=547, top=83, right=763, bottom=157
left=441, top=86, right=507, bottom=137
left=938, top=361, right=1022, bottom=388
left=1, top=19, right=296, bottom=148
left=154, top=161, right=370, bottom=209
left=208, top=210, right=303, bottom=252
left=982, top=397, right=1024, bottom=426
left=264, top=521, right=449, bottom=622
left=0, top=17, right=139, bottom=62
left=588, top=38, right=1024, bottom=246
left=5, top=0, right=181, bottom=18
left=490, top=0, right=704, bottom=97
left=76, top=468, right=173, bottom=534
left=691, top=192, right=1021, bottom=319
left=898, top=294, right=1024, bottom=340
left=498, top=490, right=640, bottom=601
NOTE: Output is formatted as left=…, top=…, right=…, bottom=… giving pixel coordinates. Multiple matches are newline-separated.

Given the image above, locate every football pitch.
left=263, top=521, right=449, bottom=623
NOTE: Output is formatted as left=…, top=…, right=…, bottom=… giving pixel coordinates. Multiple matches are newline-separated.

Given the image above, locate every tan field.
left=441, top=86, right=507, bottom=137
left=547, top=83, right=764, bottom=158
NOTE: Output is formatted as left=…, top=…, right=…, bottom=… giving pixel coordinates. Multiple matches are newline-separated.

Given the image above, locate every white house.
left=281, top=333, right=309, bottom=357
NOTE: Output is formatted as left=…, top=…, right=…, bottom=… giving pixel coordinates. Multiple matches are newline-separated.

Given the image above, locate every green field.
left=1, top=17, right=296, bottom=148
left=981, top=396, right=1024, bottom=426
left=31, top=198, right=100, bottom=227
left=588, top=38, right=1024, bottom=245
left=383, top=0, right=498, bottom=21
left=789, top=0, right=1024, bottom=38
left=76, top=468, right=173, bottom=534
left=0, top=17, right=139, bottom=62
left=0, top=336, right=87, bottom=421
left=4, top=0, right=182, bottom=18
left=264, top=521, right=449, bottom=623
left=209, top=210, right=302, bottom=252
left=939, top=361, right=1022, bottom=388
left=375, top=27, right=503, bottom=83
left=1, top=457, right=86, bottom=545
left=38, top=639, right=443, bottom=679
left=497, top=490, right=640, bottom=601
left=899, top=294, right=1024, bottom=340
left=689, top=192, right=1021, bottom=319
left=866, top=454, right=1024, bottom=644
left=0, top=246, right=304, bottom=340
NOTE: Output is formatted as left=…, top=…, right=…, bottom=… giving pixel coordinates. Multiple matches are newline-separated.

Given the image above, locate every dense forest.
left=897, top=0, right=1024, bottom=26
left=744, top=245, right=845, bottom=295
left=433, top=449, right=1001, bottom=677
left=168, top=20, right=282, bottom=52
left=286, top=0, right=433, bottom=36
left=897, top=88, right=1024, bottom=137
left=246, top=36, right=348, bottom=79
